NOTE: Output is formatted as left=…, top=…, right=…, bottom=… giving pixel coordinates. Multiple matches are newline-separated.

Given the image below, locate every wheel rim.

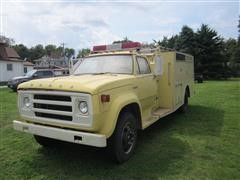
left=121, top=122, right=136, bottom=154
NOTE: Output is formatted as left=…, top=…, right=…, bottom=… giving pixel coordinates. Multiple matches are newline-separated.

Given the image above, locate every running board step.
left=152, top=108, right=171, bottom=117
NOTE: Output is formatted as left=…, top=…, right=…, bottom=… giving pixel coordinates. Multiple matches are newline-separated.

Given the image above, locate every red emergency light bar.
left=93, top=45, right=107, bottom=52
left=122, top=42, right=141, bottom=49
left=92, top=42, right=141, bottom=52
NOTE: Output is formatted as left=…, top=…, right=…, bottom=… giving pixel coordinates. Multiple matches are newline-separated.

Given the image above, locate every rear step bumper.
left=13, top=120, right=106, bottom=147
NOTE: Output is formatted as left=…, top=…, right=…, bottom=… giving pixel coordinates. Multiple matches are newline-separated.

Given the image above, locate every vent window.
left=176, top=53, right=186, bottom=61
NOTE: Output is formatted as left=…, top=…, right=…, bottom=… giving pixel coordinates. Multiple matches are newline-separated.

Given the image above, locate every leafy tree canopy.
left=153, top=24, right=238, bottom=79
left=0, top=35, right=14, bottom=45
left=77, top=48, right=90, bottom=58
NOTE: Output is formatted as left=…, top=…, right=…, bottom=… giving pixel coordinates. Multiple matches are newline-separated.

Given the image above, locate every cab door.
left=135, top=56, right=158, bottom=120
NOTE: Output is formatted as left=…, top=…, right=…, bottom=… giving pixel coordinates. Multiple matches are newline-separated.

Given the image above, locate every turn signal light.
left=101, top=94, right=110, bottom=103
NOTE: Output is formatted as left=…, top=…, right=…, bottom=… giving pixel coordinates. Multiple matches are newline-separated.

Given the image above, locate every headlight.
left=23, top=97, right=31, bottom=108
left=78, top=101, right=88, bottom=114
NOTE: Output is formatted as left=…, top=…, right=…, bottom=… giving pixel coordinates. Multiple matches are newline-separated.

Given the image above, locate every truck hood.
left=18, top=74, right=134, bottom=94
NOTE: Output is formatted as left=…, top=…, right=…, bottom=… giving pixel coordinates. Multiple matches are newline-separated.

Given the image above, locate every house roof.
left=5, top=47, right=20, bottom=58
left=0, top=43, right=23, bottom=62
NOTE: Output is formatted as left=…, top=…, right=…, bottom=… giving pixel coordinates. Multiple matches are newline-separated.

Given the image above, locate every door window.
left=136, top=57, right=151, bottom=74
left=155, top=56, right=163, bottom=75
left=43, top=71, right=53, bottom=76
left=35, top=71, right=44, bottom=77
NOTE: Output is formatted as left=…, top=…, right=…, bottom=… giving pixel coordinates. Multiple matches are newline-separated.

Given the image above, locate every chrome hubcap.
left=121, top=122, right=136, bottom=154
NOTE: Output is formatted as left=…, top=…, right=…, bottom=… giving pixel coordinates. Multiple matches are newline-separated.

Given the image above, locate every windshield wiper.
left=92, top=72, right=113, bottom=75
left=74, top=72, right=116, bottom=76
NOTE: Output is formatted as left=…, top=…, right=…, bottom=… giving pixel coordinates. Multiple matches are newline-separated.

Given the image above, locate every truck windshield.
left=73, top=55, right=133, bottom=75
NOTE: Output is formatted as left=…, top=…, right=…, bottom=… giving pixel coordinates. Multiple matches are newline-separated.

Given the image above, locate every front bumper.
left=13, top=120, right=106, bottom=147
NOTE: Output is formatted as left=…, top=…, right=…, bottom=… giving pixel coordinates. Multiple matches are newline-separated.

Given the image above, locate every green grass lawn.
left=0, top=80, right=239, bottom=179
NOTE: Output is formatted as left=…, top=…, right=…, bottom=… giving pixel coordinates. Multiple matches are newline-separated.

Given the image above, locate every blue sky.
left=1, top=0, right=239, bottom=51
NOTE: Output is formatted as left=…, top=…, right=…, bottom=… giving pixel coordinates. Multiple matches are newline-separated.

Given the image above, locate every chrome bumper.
left=13, top=120, right=106, bottom=147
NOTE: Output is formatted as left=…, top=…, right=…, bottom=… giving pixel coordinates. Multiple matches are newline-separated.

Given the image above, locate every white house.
left=23, top=61, right=34, bottom=74
left=33, top=52, right=69, bottom=75
left=0, top=43, right=34, bottom=83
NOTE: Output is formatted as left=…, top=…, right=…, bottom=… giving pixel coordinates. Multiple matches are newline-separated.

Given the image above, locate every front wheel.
left=109, top=112, right=138, bottom=163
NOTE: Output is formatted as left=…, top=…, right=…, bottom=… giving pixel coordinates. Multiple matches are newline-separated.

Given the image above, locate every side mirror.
left=154, top=56, right=163, bottom=76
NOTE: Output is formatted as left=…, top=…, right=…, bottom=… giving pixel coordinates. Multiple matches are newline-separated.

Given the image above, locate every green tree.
left=29, top=44, right=45, bottom=60
left=56, top=46, right=64, bottom=56
left=153, top=36, right=169, bottom=47
left=113, top=37, right=132, bottom=44
left=195, top=24, right=227, bottom=79
left=224, top=17, right=240, bottom=76
left=230, top=46, right=240, bottom=76
left=178, top=26, right=196, bottom=54
left=0, top=35, right=14, bottom=45
left=45, top=44, right=57, bottom=56
left=77, top=48, right=90, bottom=58
left=153, top=24, right=232, bottom=78
left=238, top=16, right=240, bottom=42
left=12, top=44, right=30, bottom=60
left=224, top=38, right=237, bottom=61
left=153, top=35, right=180, bottom=50
left=65, top=48, right=75, bottom=59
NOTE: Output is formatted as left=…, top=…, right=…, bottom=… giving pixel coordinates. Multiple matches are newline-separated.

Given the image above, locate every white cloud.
left=152, top=17, right=182, bottom=26
left=3, top=2, right=120, bottom=49
left=134, top=30, right=176, bottom=40
left=205, top=9, right=237, bottom=31
left=1, top=1, right=238, bottom=51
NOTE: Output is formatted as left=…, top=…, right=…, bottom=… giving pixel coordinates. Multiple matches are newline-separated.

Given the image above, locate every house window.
left=7, top=64, right=13, bottom=71
left=24, top=67, right=27, bottom=73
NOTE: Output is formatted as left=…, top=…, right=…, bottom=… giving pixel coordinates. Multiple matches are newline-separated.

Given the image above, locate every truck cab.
left=13, top=42, right=194, bottom=163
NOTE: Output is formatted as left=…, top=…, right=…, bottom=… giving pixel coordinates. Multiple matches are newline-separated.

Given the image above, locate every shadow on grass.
left=143, top=105, right=224, bottom=137
left=27, top=105, right=224, bottom=179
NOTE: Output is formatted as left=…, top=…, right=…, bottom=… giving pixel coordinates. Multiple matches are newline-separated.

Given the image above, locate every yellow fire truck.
left=13, top=42, right=194, bottom=163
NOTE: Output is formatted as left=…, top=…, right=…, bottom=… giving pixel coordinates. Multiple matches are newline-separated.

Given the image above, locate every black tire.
left=109, top=112, right=138, bottom=163
left=12, top=88, right=17, bottom=92
left=34, top=135, right=59, bottom=147
left=179, top=91, right=189, bottom=113
left=197, top=78, right=203, bottom=83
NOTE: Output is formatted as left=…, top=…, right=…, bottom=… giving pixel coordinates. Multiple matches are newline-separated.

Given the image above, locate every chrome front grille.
left=19, top=90, right=93, bottom=127
left=32, top=94, right=73, bottom=121
left=34, top=94, right=71, bottom=102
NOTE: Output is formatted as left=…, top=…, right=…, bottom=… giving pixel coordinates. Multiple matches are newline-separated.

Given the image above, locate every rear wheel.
left=34, top=135, right=59, bottom=147
left=109, top=112, right=138, bottom=163
left=179, top=91, right=189, bottom=113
